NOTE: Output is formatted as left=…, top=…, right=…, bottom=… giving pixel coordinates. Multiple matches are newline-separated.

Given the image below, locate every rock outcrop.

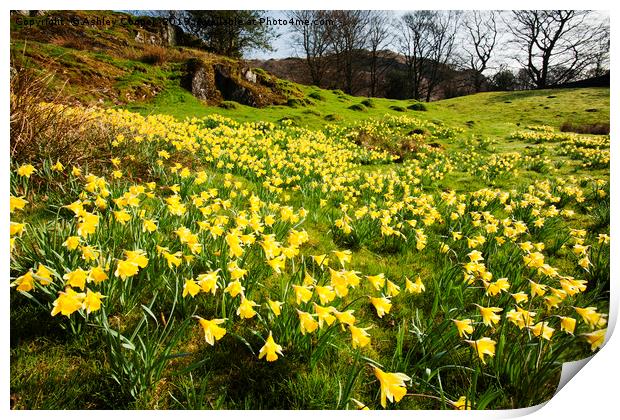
left=182, top=59, right=292, bottom=107
left=133, top=21, right=206, bottom=49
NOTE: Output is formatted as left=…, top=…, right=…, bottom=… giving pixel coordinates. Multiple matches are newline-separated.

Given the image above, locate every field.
left=10, top=58, right=610, bottom=409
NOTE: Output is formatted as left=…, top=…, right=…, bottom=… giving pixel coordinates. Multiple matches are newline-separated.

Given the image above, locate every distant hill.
left=553, top=72, right=610, bottom=89
left=249, top=50, right=480, bottom=101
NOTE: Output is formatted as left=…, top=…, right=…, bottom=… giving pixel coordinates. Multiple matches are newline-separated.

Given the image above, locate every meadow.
left=10, top=80, right=610, bottom=409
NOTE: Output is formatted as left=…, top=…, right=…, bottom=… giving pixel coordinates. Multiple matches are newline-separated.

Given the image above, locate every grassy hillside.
left=11, top=11, right=608, bottom=137
left=10, top=11, right=300, bottom=106
left=127, top=82, right=609, bottom=134
left=124, top=83, right=610, bottom=191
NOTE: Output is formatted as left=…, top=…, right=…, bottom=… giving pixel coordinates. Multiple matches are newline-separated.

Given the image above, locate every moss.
left=324, top=114, right=343, bottom=122
left=348, top=103, right=367, bottom=112
left=219, top=100, right=239, bottom=110
left=308, top=91, right=325, bottom=101
left=408, top=102, right=427, bottom=111
left=360, top=98, right=375, bottom=108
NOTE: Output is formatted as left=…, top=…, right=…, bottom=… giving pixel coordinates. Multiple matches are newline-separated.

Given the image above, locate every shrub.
left=219, top=101, right=239, bottom=110
left=278, top=116, right=301, bottom=125
left=324, top=114, right=343, bottom=122
left=139, top=46, right=168, bottom=66
left=50, top=35, right=89, bottom=51
left=408, top=103, right=427, bottom=111
left=10, top=63, right=111, bottom=166
left=560, top=121, right=609, bottom=135
left=348, top=104, right=366, bottom=112
left=407, top=128, right=427, bottom=136
left=308, top=91, right=325, bottom=101
left=360, top=99, right=375, bottom=108
left=286, top=98, right=304, bottom=108
left=389, top=105, right=406, bottom=112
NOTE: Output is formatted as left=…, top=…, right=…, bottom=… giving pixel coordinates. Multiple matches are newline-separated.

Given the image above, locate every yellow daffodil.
left=453, top=319, right=474, bottom=338
left=582, top=329, right=606, bottom=351
left=313, top=303, right=336, bottom=328
left=267, top=299, right=283, bottom=316
left=373, top=366, right=411, bottom=408
left=63, top=268, right=88, bottom=290
left=386, top=280, right=400, bottom=297
left=452, top=396, right=472, bottom=410
left=465, top=337, right=496, bottom=364
left=197, top=272, right=219, bottom=295
left=574, top=307, right=607, bottom=329
left=182, top=279, right=201, bottom=298
left=292, top=284, right=313, bottom=305
left=511, top=292, right=529, bottom=304
left=196, top=317, right=227, bottom=345
left=475, top=305, right=503, bottom=326
left=349, top=325, right=371, bottom=348
left=51, top=287, right=85, bottom=317
left=224, top=280, right=245, bottom=298
left=297, top=310, right=318, bottom=335
left=51, top=161, right=64, bottom=171
left=237, top=297, right=258, bottom=319
left=14, top=270, right=35, bottom=292
left=10, top=195, right=28, bottom=212
left=367, top=273, right=386, bottom=290
left=89, top=266, right=108, bottom=284
left=370, top=296, right=392, bottom=318
left=405, top=276, right=425, bottom=294
left=314, top=285, right=336, bottom=305
left=115, top=259, right=139, bottom=280
left=83, top=289, right=105, bottom=314
left=559, top=316, right=576, bottom=335
left=34, top=264, right=53, bottom=286
left=258, top=331, right=283, bottom=362
left=529, top=321, right=554, bottom=340
left=332, top=249, right=352, bottom=267
left=485, top=278, right=510, bottom=296
left=17, top=164, right=36, bottom=178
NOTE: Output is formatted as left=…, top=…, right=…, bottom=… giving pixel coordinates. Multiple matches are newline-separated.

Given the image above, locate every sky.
left=244, top=10, right=610, bottom=74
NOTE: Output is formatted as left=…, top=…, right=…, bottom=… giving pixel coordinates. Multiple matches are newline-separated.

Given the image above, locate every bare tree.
left=590, top=24, right=610, bottom=78
left=507, top=10, right=608, bottom=88
left=327, top=10, right=371, bottom=94
left=396, top=11, right=460, bottom=101
left=397, top=11, right=435, bottom=100
left=462, top=10, right=498, bottom=92
left=367, top=11, right=394, bottom=97
left=424, top=11, right=460, bottom=101
left=288, top=10, right=332, bottom=86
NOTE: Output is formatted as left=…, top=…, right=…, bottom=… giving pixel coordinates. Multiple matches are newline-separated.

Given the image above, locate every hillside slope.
left=11, top=10, right=609, bottom=141
left=10, top=10, right=301, bottom=107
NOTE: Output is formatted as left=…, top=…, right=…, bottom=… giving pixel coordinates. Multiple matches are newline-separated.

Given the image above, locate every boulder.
left=182, top=59, right=292, bottom=108
left=241, top=67, right=257, bottom=84
left=182, top=59, right=220, bottom=102
left=213, top=64, right=262, bottom=107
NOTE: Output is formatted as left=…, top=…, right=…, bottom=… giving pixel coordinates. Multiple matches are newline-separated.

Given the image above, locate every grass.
left=123, top=79, right=609, bottom=154
left=10, top=93, right=609, bottom=408
left=9, top=11, right=610, bottom=410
